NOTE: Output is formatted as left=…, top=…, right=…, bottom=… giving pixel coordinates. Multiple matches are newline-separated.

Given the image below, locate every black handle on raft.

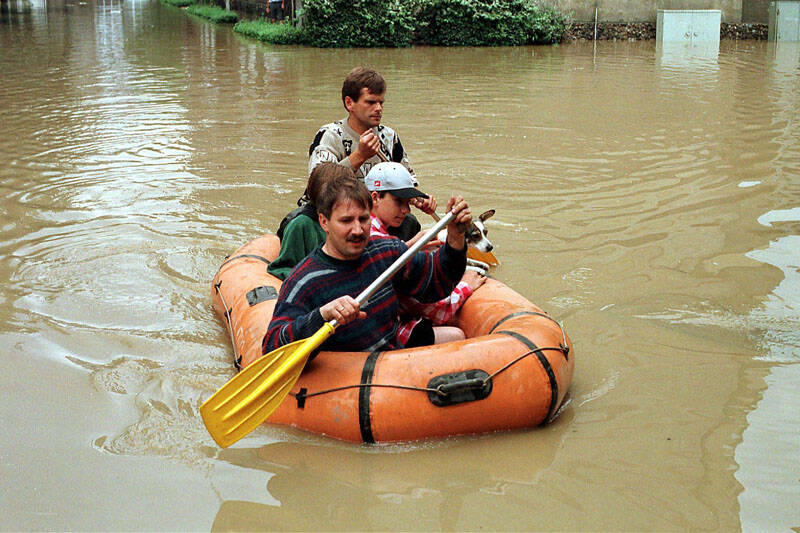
left=427, top=369, right=492, bottom=407
left=436, top=378, right=487, bottom=396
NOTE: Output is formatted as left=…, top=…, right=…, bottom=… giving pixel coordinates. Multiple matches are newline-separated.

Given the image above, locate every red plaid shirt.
left=370, top=215, right=392, bottom=238
left=370, top=215, right=473, bottom=345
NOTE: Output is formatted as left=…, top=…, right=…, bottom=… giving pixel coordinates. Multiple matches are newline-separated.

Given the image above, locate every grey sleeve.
left=308, top=127, right=351, bottom=175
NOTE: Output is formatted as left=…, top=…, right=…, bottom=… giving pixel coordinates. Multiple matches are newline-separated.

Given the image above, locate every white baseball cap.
left=366, top=162, right=428, bottom=199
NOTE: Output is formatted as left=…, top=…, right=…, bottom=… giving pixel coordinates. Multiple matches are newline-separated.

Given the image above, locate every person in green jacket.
left=267, top=163, right=356, bottom=280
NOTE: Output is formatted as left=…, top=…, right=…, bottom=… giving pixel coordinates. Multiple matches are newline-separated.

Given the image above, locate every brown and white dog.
left=438, top=209, right=495, bottom=273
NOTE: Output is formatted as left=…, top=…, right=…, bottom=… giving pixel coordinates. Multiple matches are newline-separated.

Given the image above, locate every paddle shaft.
left=330, top=210, right=454, bottom=328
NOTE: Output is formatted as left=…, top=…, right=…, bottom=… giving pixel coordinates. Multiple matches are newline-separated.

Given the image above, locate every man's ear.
left=370, top=191, right=380, bottom=204
left=318, top=212, right=329, bottom=233
left=344, top=95, right=354, bottom=113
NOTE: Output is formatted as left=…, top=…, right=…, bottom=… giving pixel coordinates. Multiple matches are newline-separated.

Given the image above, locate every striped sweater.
left=263, top=236, right=466, bottom=354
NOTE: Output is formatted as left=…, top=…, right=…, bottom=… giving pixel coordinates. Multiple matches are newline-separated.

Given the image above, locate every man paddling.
left=262, top=174, right=472, bottom=355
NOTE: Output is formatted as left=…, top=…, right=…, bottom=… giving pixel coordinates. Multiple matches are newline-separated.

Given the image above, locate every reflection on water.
left=736, top=41, right=800, bottom=531
left=657, top=41, right=720, bottom=70
left=736, top=196, right=800, bottom=529
left=1, top=0, right=800, bottom=529
left=735, top=364, right=800, bottom=530
left=208, top=429, right=570, bottom=531
left=737, top=232, right=800, bottom=530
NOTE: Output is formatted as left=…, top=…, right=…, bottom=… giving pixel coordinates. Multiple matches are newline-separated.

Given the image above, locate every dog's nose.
left=486, top=244, right=493, bottom=252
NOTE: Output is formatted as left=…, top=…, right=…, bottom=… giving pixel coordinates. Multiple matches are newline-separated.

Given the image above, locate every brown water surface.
left=1, top=0, right=799, bottom=530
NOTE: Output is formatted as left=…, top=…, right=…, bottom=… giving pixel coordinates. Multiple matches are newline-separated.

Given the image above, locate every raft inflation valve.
left=427, top=369, right=492, bottom=407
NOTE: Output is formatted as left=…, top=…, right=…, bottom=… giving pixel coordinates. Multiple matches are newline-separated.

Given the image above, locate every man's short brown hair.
left=341, top=67, right=386, bottom=109
left=317, top=169, right=372, bottom=219
left=306, top=162, right=353, bottom=205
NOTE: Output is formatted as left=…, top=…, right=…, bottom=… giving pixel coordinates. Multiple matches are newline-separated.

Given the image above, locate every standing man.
left=308, top=67, right=414, bottom=183
left=267, top=0, right=284, bottom=23
left=263, top=174, right=472, bottom=355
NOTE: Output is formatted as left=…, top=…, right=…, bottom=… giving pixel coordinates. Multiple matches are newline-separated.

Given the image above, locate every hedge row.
left=170, top=0, right=568, bottom=47
left=302, top=0, right=567, bottom=47
left=416, top=0, right=567, bottom=46
left=301, top=0, right=416, bottom=47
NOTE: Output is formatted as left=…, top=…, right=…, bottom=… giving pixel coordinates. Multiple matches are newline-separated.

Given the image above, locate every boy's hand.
left=411, top=196, right=437, bottom=216
left=445, top=196, right=471, bottom=250
left=462, top=270, right=486, bottom=291
left=406, top=230, right=442, bottom=249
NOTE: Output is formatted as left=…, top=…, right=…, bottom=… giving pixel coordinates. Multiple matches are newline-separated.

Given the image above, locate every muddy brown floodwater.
left=1, top=0, right=798, bottom=530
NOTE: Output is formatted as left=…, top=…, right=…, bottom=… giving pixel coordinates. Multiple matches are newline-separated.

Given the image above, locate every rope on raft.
left=290, top=344, right=569, bottom=406
left=214, top=281, right=242, bottom=370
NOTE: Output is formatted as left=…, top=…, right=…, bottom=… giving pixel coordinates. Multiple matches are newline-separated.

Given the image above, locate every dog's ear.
left=479, top=209, right=495, bottom=222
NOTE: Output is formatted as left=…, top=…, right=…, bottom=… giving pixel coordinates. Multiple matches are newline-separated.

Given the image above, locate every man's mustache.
left=346, top=235, right=366, bottom=243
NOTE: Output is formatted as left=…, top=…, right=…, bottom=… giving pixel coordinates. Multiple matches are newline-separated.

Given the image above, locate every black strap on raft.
left=246, top=285, right=278, bottom=306
left=358, top=350, right=381, bottom=444
left=218, top=253, right=271, bottom=271
left=496, top=330, right=559, bottom=423
left=489, top=310, right=570, bottom=360
left=295, top=387, right=308, bottom=408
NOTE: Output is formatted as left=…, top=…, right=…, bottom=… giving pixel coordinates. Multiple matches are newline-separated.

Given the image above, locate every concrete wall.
left=742, top=0, right=770, bottom=22
left=550, top=0, right=743, bottom=23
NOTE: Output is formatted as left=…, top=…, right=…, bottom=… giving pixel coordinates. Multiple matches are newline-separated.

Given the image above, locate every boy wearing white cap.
left=366, top=162, right=485, bottom=347
left=366, top=161, right=437, bottom=246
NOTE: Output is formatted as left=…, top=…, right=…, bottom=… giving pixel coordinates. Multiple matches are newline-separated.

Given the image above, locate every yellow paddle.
left=374, top=147, right=499, bottom=266
left=201, top=210, right=456, bottom=448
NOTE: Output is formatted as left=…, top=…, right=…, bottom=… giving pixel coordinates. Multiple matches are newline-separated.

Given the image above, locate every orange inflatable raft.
left=211, top=234, right=574, bottom=443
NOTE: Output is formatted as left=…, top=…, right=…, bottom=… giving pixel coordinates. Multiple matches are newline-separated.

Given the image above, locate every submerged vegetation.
left=161, top=0, right=238, bottom=23
left=174, top=0, right=568, bottom=47
left=162, top=0, right=195, bottom=7
left=186, top=3, right=239, bottom=23
left=233, top=18, right=305, bottom=44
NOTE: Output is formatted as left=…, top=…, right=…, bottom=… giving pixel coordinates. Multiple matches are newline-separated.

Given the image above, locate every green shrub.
left=234, top=18, right=305, bottom=44
left=301, top=0, right=415, bottom=48
left=526, top=2, right=569, bottom=43
left=186, top=3, right=239, bottom=23
left=415, top=0, right=567, bottom=46
left=163, top=0, right=196, bottom=7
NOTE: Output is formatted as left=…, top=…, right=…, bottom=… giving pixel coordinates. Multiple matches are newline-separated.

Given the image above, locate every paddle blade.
left=467, top=247, right=499, bottom=266
left=201, top=324, right=334, bottom=448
